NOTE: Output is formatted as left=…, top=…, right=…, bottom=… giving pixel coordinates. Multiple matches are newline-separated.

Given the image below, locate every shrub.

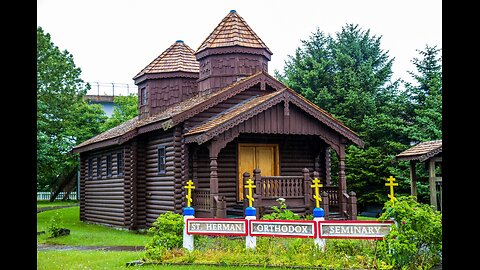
left=262, top=198, right=300, bottom=220
left=377, top=195, right=442, bottom=269
left=144, top=211, right=184, bottom=261
left=47, top=211, right=70, bottom=238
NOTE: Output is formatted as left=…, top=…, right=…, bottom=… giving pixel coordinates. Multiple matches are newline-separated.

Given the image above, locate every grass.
left=37, top=200, right=79, bottom=208
left=36, top=205, right=386, bottom=269
left=357, top=215, right=378, bottom=220
left=37, top=250, right=279, bottom=270
left=37, top=206, right=150, bottom=246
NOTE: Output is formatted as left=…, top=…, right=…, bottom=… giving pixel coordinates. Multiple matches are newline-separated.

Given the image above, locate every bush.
left=47, top=211, right=70, bottom=238
left=262, top=198, right=300, bottom=220
left=377, top=196, right=442, bottom=269
left=144, top=211, right=184, bottom=261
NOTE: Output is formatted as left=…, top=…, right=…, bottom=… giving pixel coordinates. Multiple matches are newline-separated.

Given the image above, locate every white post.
left=245, top=207, right=257, bottom=250
left=313, top=207, right=326, bottom=251
left=183, top=207, right=194, bottom=251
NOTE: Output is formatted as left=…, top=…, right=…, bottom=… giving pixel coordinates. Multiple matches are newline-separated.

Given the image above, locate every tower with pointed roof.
left=133, top=40, right=199, bottom=119
left=195, top=10, right=273, bottom=94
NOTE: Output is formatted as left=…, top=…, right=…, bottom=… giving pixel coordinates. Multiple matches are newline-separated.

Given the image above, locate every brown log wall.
left=143, top=130, right=176, bottom=227
left=81, top=146, right=127, bottom=227
left=135, top=139, right=147, bottom=229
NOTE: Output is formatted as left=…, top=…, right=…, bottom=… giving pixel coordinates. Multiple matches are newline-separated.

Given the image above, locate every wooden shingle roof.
left=396, top=140, right=442, bottom=161
left=196, top=10, right=272, bottom=55
left=72, top=72, right=265, bottom=153
left=73, top=71, right=364, bottom=153
left=133, top=40, right=199, bottom=80
left=73, top=117, right=139, bottom=153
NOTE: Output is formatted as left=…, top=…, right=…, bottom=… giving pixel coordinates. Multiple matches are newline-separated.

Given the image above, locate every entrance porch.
left=188, top=134, right=357, bottom=220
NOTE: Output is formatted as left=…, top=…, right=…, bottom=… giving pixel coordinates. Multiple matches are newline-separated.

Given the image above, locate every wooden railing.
left=260, top=176, right=304, bottom=197
left=193, top=167, right=357, bottom=220
left=322, top=186, right=339, bottom=206
left=193, top=188, right=210, bottom=210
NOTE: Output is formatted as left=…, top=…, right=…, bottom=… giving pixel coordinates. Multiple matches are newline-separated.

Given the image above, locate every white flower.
left=276, top=197, right=285, bottom=203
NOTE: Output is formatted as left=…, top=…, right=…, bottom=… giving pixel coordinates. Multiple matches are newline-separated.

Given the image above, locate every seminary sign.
left=250, top=220, right=316, bottom=238
left=186, top=218, right=248, bottom=236
left=318, top=220, right=393, bottom=240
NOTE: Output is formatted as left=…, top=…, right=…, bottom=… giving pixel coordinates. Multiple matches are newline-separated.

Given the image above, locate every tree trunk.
left=49, top=167, right=77, bottom=202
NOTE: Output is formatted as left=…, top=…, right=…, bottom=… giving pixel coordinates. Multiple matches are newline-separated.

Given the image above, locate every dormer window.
left=141, top=87, right=148, bottom=106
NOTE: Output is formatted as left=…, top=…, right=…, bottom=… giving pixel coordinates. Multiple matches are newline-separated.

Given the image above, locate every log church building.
left=73, top=10, right=364, bottom=229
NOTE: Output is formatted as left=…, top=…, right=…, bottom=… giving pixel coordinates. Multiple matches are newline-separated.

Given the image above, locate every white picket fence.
left=37, top=192, right=77, bottom=201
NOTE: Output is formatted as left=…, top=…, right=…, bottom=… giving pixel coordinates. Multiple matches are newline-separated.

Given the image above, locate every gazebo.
left=395, top=140, right=442, bottom=211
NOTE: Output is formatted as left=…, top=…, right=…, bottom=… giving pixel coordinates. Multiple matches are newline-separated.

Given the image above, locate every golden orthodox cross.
left=245, top=178, right=256, bottom=207
left=184, top=179, right=195, bottom=207
left=385, top=176, right=398, bottom=206
left=311, top=177, right=323, bottom=208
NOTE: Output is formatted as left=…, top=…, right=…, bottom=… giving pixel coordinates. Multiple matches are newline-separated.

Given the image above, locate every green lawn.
left=37, top=250, right=281, bottom=270
left=37, top=200, right=79, bottom=208
left=37, top=206, right=150, bottom=246
left=36, top=205, right=384, bottom=269
left=357, top=215, right=378, bottom=220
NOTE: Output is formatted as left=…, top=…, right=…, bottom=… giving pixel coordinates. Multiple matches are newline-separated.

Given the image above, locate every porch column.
left=338, top=143, right=347, bottom=216
left=208, top=139, right=226, bottom=218
left=429, top=158, right=437, bottom=210
left=325, top=147, right=331, bottom=186
left=209, top=155, right=219, bottom=217
left=410, top=160, right=417, bottom=197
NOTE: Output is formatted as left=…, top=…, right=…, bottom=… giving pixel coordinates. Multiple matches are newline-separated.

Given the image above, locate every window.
left=157, top=145, right=166, bottom=174
left=96, top=157, right=102, bottom=178
left=88, top=158, right=93, bottom=179
left=141, top=87, right=148, bottom=106
left=106, top=154, right=112, bottom=177
left=117, top=152, right=124, bottom=176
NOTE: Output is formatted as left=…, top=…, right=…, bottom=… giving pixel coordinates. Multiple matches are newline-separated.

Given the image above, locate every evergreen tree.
left=277, top=24, right=413, bottom=208
left=404, top=45, right=442, bottom=143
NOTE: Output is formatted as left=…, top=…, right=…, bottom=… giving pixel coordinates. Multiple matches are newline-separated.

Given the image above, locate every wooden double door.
left=237, top=144, right=279, bottom=201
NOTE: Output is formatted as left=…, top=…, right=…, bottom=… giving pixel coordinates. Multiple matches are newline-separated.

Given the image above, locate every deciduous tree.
left=37, top=27, right=107, bottom=195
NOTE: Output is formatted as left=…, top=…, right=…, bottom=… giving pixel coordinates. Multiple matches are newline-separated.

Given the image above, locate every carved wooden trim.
left=287, top=91, right=364, bottom=147
left=185, top=90, right=286, bottom=145
left=134, top=71, right=199, bottom=84
left=195, top=46, right=272, bottom=61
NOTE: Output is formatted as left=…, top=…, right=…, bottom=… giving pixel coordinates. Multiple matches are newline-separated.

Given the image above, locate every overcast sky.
left=37, top=0, right=441, bottom=95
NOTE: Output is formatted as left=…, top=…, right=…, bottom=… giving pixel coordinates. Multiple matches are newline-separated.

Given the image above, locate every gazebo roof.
left=396, top=140, right=442, bottom=162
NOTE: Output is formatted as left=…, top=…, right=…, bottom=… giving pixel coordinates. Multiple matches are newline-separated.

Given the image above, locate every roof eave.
left=72, top=137, right=121, bottom=154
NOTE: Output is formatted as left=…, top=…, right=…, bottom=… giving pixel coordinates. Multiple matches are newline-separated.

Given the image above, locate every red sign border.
left=186, top=218, right=248, bottom=236
left=249, top=219, right=317, bottom=238
left=318, top=220, right=394, bottom=240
